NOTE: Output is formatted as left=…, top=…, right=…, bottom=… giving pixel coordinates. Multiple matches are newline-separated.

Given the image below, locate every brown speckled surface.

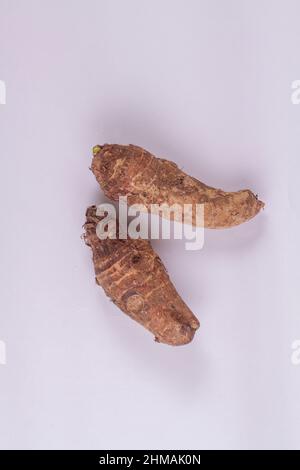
left=91, top=144, right=264, bottom=229
left=84, top=206, right=200, bottom=346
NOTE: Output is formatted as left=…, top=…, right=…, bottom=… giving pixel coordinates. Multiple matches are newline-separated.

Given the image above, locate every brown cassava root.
left=91, top=144, right=264, bottom=229
left=84, top=206, right=200, bottom=346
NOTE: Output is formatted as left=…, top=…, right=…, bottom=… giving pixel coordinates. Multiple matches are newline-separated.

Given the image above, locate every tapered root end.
left=252, top=192, right=265, bottom=217
left=242, top=190, right=265, bottom=225
left=156, top=317, right=200, bottom=346
left=257, top=198, right=265, bottom=210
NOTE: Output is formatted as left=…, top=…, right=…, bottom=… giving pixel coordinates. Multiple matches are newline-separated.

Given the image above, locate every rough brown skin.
left=84, top=206, right=200, bottom=346
left=91, top=144, right=264, bottom=229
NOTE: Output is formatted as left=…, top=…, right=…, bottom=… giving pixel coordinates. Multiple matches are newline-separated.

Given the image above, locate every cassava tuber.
left=91, top=144, right=264, bottom=229
left=84, top=206, right=200, bottom=346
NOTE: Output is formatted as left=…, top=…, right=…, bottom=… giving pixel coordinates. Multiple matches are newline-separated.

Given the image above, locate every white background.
left=0, top=0, right=300, bottom=450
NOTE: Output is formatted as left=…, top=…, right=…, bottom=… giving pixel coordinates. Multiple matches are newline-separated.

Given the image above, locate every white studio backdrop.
left=0, top=0, right=299, bottom=450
